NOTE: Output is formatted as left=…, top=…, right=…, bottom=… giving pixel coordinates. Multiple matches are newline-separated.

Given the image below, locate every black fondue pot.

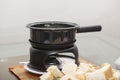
left=27, top=21, right=101, bottom=50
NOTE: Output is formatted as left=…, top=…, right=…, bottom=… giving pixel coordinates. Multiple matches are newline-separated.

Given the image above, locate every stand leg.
left=72, top=45, right=80, bottom=66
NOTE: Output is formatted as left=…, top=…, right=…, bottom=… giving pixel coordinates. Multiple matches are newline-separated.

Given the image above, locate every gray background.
left=0, top=0, right=120, bottom=68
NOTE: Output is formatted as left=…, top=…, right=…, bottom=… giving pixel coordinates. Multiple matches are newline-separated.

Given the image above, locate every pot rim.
left=26, top=21, right=79, bottom=30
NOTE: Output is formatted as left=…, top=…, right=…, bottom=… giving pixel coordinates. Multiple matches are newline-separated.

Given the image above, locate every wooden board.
left=9, top=58, right=99, bottom=80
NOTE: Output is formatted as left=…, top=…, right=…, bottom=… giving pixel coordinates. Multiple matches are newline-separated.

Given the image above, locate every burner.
left=28, top=45, right=79, bottom=72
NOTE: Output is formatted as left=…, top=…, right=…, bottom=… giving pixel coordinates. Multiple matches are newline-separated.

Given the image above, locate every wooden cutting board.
left=9, top=58, right=99, bottom=80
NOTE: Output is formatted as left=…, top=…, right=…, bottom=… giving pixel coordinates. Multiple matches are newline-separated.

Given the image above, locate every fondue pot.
left=27, top=21, right=102, bottom=50
left=26, top=21, right=102, bottom=72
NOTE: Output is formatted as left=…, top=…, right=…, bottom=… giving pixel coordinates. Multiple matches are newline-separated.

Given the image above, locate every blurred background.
left=0, top=0, right=120, bottom=65
left=0, top=0, right=120, bottom=43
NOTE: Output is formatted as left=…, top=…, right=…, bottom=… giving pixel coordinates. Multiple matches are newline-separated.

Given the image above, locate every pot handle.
left=77, top=25, right=102, bottom=33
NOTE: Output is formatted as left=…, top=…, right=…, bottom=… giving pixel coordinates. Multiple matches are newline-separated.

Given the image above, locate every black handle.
left=77, top=25, right=102, bottom=33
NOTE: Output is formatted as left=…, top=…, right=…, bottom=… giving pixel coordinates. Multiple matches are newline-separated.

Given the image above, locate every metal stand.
left=28, top=45, right=79, bottom=72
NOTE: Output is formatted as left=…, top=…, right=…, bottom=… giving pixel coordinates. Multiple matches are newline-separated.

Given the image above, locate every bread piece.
left=60, top=73, right=78, bottom=80
left=47, top=65, right=63, bottom=78
left=108, top=77, right=116, bottom=80
left=113, top=71, right=120, bottom=80
left=78, top=63, right=96, bottom=73
left=86, top=70, right=106, bottom=80
left=40, top=72, right=53, bottom=80
left=100, top=63, right=114, bottom=79
left=62, top=63, right=77, bottom=75
left=86, top=63, right=114, bottom=80
left=74, top=70, right=86, bottom=80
